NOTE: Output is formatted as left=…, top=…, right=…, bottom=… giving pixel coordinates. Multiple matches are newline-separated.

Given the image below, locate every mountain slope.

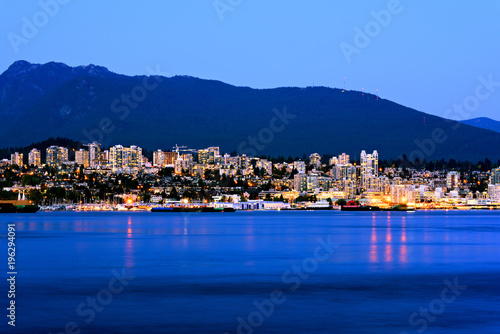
left=461, top=117, right=500, bottom=134
left=1, top=61, right=500, bottom=161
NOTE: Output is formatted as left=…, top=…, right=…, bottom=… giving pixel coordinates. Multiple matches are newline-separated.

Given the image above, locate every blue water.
left=1, top=211, right=500, bottom=334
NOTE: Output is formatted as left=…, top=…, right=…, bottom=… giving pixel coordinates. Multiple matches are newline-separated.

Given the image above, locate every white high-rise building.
left=390, top=185, right=416, bottom=204
left=28, top=149, right=41, bottom=166
left=10, top=152, right=23, bottom=166
left=85, top=142, right=101, bottom=168
left=75, top=149, right=90, bottom=167
left=488, top=184, right=500, bottom=203
left=293, top=161, right=306, bottom=174
left=128, top=145, right=142, bottom=168
left=109, top=145, right=142, bottom=171
left=294, top=174, right=319, bottom=192
left=153, top=150, right=175, bottom=167
left=309, top=153, right=322, bottom=169
left=153, top=150, right=164, bottom=167
left=110, top=145, right=124, bottom=170
left=256, top=159, right=273, bottom=175
left=46, top=146, right=68, bottom=166
left=198, top=147, right=220, bottom=165
left=175, top=154, right=194, bottom=175
left=360, top=150, right=379, bottom=189
left=338, top=153, right=350, bottom=165
left=329, top=156, right=339, bottom=166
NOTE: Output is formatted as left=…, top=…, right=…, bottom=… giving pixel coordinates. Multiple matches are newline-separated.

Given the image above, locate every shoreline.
left=18, top=207, right=500, bottom=213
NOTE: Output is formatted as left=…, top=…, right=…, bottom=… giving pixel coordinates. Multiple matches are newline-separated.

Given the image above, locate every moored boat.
left=341, top=200, right=381, bottom=211
left=341, top=204, right=381, bottom=211
left=306, top=200, right=333, bottom=210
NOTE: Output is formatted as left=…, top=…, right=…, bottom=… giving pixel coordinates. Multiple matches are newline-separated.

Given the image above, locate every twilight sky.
left=1, top=0, right=499, bottom=120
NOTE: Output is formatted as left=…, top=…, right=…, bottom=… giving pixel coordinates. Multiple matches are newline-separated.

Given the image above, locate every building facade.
left=109, top=145, right=143, bottom=171
left=75, top=149, right=90, bottom=167
left=198, top=147, right=220, bottom=165
left=446, top=171, right=460, bottom=190
left=28, top=149, right=41, bottom=166
left=46, top=146, right=68, bottom=166
left=309, top=153, right=322, bottom=169
left=10, top=152, right=23, bottom=166
left=294, top=174, right=319, bottom=192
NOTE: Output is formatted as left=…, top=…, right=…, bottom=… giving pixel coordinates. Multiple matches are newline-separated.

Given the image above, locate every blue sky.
left=1, top=0, right=499, bottom=120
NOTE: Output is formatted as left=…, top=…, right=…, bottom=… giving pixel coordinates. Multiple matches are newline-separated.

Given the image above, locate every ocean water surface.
left=1, top=210, right=499, bottom=334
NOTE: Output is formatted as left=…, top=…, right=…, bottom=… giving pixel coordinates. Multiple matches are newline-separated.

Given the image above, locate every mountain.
left=460, top=117, right=500, bottom=134
left=1, top=60, right=500, bottom=161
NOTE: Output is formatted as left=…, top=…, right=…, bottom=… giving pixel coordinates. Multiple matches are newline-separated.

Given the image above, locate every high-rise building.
left=390, top=185, right=416, bottom=204
left=164, top=152, right=176, bottom=165
left=10, top=152, right=23, bottom=166
left=360, top=150, right=379, bottom=189
left=488, top=184, right=500, bottom=202
left=128, top=145, right=142, bottom=168
left=198, top=147, right=220, bottom=165
left=309, top=153, right=322, bottom=169
left=446, top=171, right=460, bottom=190
left=256, top=159, right=273, bottom=175
left=153, top=150, right=164, bottom=167
left=329, top=156, right=339, bottom=166
left=153, top=150, right=176, bottom=167
left=75, top=149, right=90, bottom=167
left=28, top=149, right=41, bottom=166
left=360, top=150, right=378, bottom=175
left=338, top=153, right=350, bottom=165
left=198, top=148, right=209, bottom=164
left=293, top=161, right=306, bottom=174
left=46, top=146, right=68, bottom=166
left=240, top=154, right=249, bottom=169
left=294, top=174, right=319, bottom=192
left=85, top=142, right=101, bottom=167
left=223, top=153, right=237, bottom=166
left=100, top=150, right=110, bottom=166
left=491, top=168, right=500, bottom=185
left=331, top=164, right=357, bottom=181
left=110, top=145, right=124, bottom=170
left=175, top=154, right=194, bottom=174
left=342, top=179, right=357, bottom=199
left=109, top=145, right=143, bottom=171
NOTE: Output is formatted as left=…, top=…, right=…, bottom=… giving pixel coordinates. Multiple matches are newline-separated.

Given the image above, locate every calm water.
left=1, top=211, right=500, bottom=334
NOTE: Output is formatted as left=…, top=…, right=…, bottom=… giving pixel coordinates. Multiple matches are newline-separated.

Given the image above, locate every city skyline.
left=3, top=140, right=500, bottom=209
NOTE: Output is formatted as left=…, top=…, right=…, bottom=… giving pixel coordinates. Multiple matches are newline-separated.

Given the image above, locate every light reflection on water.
left=10, top=211, right=500, bottom=269
left=400, top=217, right=407, bottom=264
left=370, top=215, right=378, bottom=264
left=2, top=211, right=500, bottom=333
